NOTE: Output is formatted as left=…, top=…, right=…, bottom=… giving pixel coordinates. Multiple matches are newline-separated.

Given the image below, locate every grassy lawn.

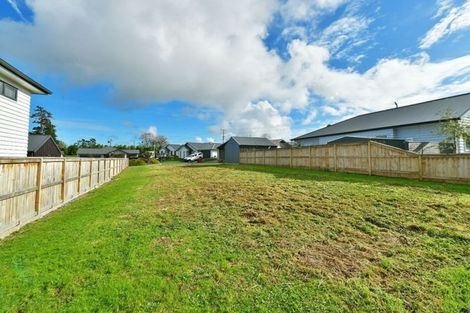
left=0, top=164, right=469, bottom=312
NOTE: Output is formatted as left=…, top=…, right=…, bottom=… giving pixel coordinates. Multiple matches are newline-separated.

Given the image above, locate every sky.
left=1, top=0, right=470, bottom=145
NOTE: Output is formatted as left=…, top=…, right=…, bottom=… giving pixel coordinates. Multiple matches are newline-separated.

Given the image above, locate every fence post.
left=89, top=160, right=93, bottom=189
left=263, top=149, right=266, bottom=165
left=97, top=160, right=101, bottom=185
left=333, top=144, right=337, bottom=172
left=35, top=158, right=43, bottom=214
left=290, top=148, right=293, bottom=168
left=61, top=158, right=66, bottom=201
left=418, top=154, right=423, bottom=180
left=309, top=146, right=313, bottom=168
left=368, top=141, right=372, bottom=176
left=77, top=159, right=82, bottom=194
left=275, top=148, right=278, bottom=166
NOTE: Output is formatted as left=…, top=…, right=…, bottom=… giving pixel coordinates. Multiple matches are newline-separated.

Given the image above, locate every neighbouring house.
left=218, top=137, right=277, bottom=163
left=175, top=144, right=191, bottom=159
left=160, top=144, right=181, bottom=157
left=293, top=93, right=470, bottom=154
left=271, top=139, right=292, bottom=149
left=0, top=58, right=52, bottom=157
left=27, top=134, right=62, bottom=157
left=77, top=147, right=137, bottom=158
left=186, top=142, right=220, bottom=159
left=176, top=142, right=220, bottom=159
left=121, top=149, right=140, bottom=159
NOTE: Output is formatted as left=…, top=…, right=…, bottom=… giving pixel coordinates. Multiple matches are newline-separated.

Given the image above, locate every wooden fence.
left=0, top=157, right=128, bottom=239
left=240, top=141, right=470, bottom=183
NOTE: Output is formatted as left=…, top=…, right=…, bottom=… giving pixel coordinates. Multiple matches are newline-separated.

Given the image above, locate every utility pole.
left=222, top=129, right=225, bottom=143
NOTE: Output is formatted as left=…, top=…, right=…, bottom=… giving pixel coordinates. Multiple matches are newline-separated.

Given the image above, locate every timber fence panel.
left=239, top=142, right=469, bottom=183
left=0, top=157, right=128, bottom=239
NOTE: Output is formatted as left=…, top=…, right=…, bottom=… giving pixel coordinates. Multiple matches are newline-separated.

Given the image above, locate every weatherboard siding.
left=0, top=84, right=31, bottom=157
left=393, top=122, right=446, bottom=143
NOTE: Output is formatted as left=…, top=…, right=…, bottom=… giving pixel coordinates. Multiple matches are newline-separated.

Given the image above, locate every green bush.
left=129, top=159, right=146, bottom=166
left=129, top=158, right=160, bottom=166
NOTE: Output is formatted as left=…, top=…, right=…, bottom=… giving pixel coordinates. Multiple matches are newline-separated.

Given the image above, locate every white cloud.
left=285, top=40, right=470, bottom=119
left=206, top=137, right=215, bottom=143
left=302, top=109, right=317, bottom=126
left=420, top=0, right=470, bottom=49
left=280, top=0, right=346, bottom=21
left=216, top=100, right=292, bottom=139
left=195, top=137, right=203, bottom=143
left=146, top=126, right=157, bottom=137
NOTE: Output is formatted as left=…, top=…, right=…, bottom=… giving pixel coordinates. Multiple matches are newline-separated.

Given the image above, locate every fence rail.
left=240, top=141, right=469, bottom=183
left=0, top=157, right=128, bottom=239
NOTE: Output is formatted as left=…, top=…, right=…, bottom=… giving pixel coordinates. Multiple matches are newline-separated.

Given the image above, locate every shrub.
left=129, top=159, right=146, bottom=166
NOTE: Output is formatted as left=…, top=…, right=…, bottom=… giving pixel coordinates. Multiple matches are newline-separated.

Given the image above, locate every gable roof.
left=165, top=144, right=181, bottom=151
left=186, top=142, right=220, bottom=151
left=0, top=58, right=52, bottom=95
left=28, top=134, right=60, bottom=152
left=122, top=149, right=139, bottom=154
left=294, top=92, right=470, bottom=140
left=219, top=136, right=277, bottom=149
left=77, top=147, right=120, bottom=155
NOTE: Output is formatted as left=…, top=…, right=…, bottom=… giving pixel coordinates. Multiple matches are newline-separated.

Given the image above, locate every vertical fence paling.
left=0, top=157, right=128, bottom=238
left=240, top=142, right=469, bottom=183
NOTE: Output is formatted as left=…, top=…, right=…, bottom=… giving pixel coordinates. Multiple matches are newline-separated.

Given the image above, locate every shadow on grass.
left=184, top=163, right=470, bottom=195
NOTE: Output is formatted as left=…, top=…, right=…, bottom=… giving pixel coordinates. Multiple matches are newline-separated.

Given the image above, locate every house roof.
left=294, top=92, right=470, bottom=140
left=77, top=147, right=120, bottom=155
left=219, top=136, right=277, bottom=148
left=186, top=142, right=220, bottom=151
left=165, top=144, right=181, bottom=151
left=28, top=134, right=60, bottom=152
left=0, top=58, right=52, bottom=95
left=122, top=149, right=139, bottom=154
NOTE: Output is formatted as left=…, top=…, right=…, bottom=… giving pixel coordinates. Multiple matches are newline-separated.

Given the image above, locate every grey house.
left=176, top=142, right=220, bottom=159
left=27, top=134, right=62, bottom=157
left=160, top=144, right=180, bottom=157
left=218, top=137, right=277, bottom=163
left=293, top=93, right=470, bottom=154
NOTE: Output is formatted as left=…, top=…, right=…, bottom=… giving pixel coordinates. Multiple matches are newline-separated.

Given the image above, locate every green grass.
left=0, top=164, right=469, bottom=312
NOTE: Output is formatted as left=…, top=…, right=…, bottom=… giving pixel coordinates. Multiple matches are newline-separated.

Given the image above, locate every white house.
left=0, top=59, right=52, bottom=157
left=293, top=93, right=470, bottom=154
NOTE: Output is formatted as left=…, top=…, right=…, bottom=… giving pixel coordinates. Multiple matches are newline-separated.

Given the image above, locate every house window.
left=1, top=80, right=18, bottom=101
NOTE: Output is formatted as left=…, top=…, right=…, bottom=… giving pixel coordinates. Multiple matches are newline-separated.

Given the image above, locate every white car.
left=184, top=152, right=203, bottom=162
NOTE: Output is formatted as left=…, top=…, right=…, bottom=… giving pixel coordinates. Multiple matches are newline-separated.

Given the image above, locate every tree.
left=437, top=112, right=470, bottom=153
left=75, top=138, right=101, bottom=148
left=31, top=106, right=57, bottom=140
left=139, top=131, right=168, bottom=158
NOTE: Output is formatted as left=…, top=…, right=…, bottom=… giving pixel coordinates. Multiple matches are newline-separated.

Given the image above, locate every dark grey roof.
left=165, top=144, right=181, bottom=151
left=0, top=58, right=52, bottom=95
left=122, top=149, right=139, bottom=154
left=77, top=147, right=119, bottom=155
left=219, top=137, right=277, bottom=148
left=186, top=142, right=220, bottom=151
left=28, top=134, right=57, bottom=152
left=294, top=92, right=470, bottom=140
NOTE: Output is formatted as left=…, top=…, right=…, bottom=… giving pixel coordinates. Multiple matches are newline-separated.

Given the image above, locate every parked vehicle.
left=184, top=152, right=203, bottom=162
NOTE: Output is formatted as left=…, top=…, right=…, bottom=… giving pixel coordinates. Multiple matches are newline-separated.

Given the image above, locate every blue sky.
left=1, top=0, right=470, bottom=145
